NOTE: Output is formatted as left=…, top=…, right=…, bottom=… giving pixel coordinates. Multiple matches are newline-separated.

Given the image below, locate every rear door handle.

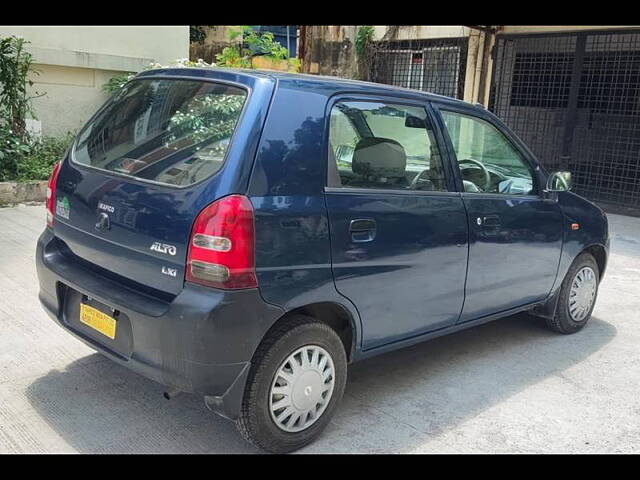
left=478, top=215, right=501, bottom=228
left=349, top=218, right=376, bottom=242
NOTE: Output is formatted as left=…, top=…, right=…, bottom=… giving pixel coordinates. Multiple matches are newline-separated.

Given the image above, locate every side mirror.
left=546, top=171, right=572, bottom=192
left=405, top=115, right=426, bottom=128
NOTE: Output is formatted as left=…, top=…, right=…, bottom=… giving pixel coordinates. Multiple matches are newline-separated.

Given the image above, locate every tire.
left=546, top=252, right=600, bottom=334
left=236, top=315, right=347, bottom=453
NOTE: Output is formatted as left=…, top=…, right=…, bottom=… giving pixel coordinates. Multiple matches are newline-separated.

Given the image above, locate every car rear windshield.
left=72, top=78, right=247, bottom=187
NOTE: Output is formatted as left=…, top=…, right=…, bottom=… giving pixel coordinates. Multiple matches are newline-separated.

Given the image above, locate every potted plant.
left=216, top=26, right=300, bottom=72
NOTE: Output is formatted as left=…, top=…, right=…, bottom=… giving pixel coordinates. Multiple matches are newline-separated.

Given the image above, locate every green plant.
left=102, top=72, right=135, bottom=94
left=219, top=26, right=299, bottom=70
left=0, top=35, right=48, bottom=180
left=103, top=58, right=217, bottom=95
left=190, top=26, right=207, bottom=44
left=238, top=26, right=289, bottom=59
left=0, top=36, right=43, bottom=138
left=356, top=26, right=375, bottom=57
left=0, top=123, right=75, bottom=182
left=15, top=131, right=76, bottom=181
left=287, top=57, right=301, bottom=72
left=0, top=124, right=31, bottom=180
left=215, top=46, right=251, bottom=68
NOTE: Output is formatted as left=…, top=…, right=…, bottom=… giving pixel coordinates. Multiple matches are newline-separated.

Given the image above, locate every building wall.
left=0, top=26, right=189, bottom=136
left=300, top=26, right=359, bottom=78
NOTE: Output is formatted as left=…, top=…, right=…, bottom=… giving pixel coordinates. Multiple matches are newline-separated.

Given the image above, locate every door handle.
left=349, top=218, right=376, bottom=242
left=477, top=215, right=501, bottom=236
left=478, top=215, right=501, bottom=228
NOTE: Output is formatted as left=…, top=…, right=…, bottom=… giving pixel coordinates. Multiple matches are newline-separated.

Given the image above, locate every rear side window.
left=72, top=78, right=247, bottom=187
left=328, top=100, right=447, bottom=191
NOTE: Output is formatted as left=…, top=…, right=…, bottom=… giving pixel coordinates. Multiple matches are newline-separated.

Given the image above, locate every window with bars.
left=579, top=51, right=640, bottom=114
left=492, top=31, right=640, bottom=210
left=510, top=52, right=573, bottom=108
left=510, top=50, right=640, bottom=114
left=370, top=38, right=467, bottom=99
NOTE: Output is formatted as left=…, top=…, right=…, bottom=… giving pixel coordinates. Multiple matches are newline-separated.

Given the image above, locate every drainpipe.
left=472, top=30, right=486, bottom=104
left=463, top=29, right=480, bottom=103
left=480, top=30, right=497, bottom=107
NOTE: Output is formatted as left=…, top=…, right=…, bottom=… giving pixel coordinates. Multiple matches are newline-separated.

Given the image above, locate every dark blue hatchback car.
left=36, top=67, right=609, bottom=452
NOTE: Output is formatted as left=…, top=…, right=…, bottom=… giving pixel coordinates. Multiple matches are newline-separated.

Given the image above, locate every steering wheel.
left=409, top=168, right=434, bottom=190
left=458, top=158, right=491, bottom=192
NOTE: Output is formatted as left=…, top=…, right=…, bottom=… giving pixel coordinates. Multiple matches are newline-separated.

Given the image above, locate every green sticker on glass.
left=56, top=196, right=70, bottom=219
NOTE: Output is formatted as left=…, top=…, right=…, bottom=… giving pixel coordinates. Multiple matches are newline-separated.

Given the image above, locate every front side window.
left=441, top=110, right=535, bottom=195
left=328, top=101, right=447, bottom=191
left=72, top=79, right=247, bottom=187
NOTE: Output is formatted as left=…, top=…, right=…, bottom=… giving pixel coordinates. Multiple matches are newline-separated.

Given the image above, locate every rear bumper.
left=36, top=229, right=284, bottom=419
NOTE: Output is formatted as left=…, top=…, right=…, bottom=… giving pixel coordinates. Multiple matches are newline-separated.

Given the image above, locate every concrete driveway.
left=1, top=204, right=639, bottom=453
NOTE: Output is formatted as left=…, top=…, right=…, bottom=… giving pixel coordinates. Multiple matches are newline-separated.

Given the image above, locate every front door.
left=435, top=105, right=564, bottom=323
left=324, top=97, right=469, bottom=350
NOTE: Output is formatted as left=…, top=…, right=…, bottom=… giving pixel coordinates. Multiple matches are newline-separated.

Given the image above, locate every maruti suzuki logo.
left=150, top=242, right=177, bottom=256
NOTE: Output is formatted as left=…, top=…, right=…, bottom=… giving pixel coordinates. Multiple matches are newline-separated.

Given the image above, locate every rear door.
left=53, top=76, right=250, bottom=296
left=433, top=103, right=563, bottom=322
left=324, top=96, right=469, bottom=350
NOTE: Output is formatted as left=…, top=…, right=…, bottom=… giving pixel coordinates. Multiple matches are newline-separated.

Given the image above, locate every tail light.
left=46, top=162, right=62, bottom=228
left=186, top=195, right=257, bottom=289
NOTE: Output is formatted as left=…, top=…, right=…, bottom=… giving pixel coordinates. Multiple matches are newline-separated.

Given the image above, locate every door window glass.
left=441, top=110, right=535, bottom=195
left=328, top=101, right=447, bottom=191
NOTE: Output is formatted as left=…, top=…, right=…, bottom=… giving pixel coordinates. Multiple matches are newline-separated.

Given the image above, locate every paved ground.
left=1, top=204, right=639, bottom=453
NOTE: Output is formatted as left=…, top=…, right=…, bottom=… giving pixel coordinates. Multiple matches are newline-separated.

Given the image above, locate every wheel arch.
left=582, top=243, right=607, bottom=278
left=260, top=301, right=358, bottom=363
left=532, top=242, right=607, bottom=320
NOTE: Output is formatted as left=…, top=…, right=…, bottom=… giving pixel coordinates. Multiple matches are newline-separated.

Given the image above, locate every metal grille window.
left=510, top=53, right=573, bottom=108
left=579, top=49, right=640, bottom=114
left=370, top=38, right=468, bottom=99
left=491, top=30, right=640, bottom=210
left=376, top=50, right=425, bottom=90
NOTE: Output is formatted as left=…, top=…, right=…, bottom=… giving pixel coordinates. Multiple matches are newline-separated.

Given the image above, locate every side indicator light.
left=571, top=223, right=580, bottom=231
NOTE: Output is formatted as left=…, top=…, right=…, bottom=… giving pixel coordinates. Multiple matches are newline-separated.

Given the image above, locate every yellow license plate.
left=79, top=303, right=116, bottom=339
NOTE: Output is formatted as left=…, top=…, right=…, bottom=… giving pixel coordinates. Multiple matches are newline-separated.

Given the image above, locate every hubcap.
left=569, top=266, right=597, bottom=322
left=269, top=345, right=335, bottom=433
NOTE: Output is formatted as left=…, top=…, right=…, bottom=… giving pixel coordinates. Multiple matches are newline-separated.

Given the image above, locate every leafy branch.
left=355, top=26, right=375, bottom=57
left=217, top=26, right=299, bottom=71
left=0, top=36, right=44, bottom=137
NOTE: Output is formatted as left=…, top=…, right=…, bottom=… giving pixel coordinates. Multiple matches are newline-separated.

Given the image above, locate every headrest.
left=352, top=137, right=407, bottom=181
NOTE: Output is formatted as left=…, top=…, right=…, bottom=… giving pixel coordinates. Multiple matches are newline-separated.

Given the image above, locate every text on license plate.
left=79, top=303, right=116, bottom=339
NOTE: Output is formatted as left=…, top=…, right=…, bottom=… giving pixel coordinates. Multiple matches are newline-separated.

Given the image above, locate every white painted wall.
left=0, top=26, right=189, bottom=136
left=0, top=26, right=188, bottom=65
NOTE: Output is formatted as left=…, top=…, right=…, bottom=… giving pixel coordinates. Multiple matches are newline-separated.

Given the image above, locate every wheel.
left=546, top=252, right=600, bottom=334
left=236, top=315, right=347, bottom=453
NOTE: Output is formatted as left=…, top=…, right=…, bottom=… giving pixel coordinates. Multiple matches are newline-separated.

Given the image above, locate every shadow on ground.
left=25, top=313, right=615, bottom=453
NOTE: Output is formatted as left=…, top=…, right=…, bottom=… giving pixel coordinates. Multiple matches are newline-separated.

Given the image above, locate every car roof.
left=137, top=66, right=473, bottom=108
